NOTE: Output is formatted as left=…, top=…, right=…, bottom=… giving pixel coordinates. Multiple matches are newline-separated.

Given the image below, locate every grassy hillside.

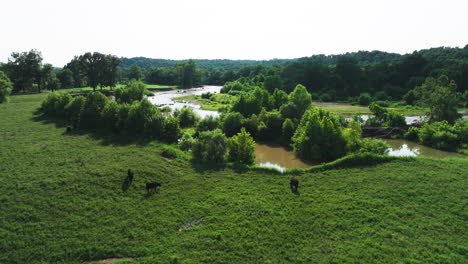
left=0, top=93, right=467, bottom=264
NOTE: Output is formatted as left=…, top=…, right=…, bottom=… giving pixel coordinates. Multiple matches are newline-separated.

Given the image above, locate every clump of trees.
left=114, top=80, right=148, bottom=103
left=364, top=103, right=406, bottom=127
left=192, top=129, right=228, bottom=163
left=0, top=70, right=13, bottom=103
left=405, top=120, right=467, bottom=151
left=228, top=128, right=256, bottom=165
left=41, top=91, right=181, bottom=143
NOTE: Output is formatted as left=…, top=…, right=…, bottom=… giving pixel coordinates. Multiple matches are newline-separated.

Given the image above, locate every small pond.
left=147, top=85, right=222, bottom=118
left=383, top=139, right=466, bottom=159
left=255, top=143, right=316, bottom=172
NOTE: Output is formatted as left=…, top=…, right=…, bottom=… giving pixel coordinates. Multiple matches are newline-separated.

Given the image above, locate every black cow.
left=290, top=177, right=299, bottom=192
left=127, top=169, right=134, bottom=181
left=146, top=182, right=162, bottom=192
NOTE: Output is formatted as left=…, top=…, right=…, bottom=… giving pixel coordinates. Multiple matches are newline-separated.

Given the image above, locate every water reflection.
left=255, top=143, right=315, bottom=171
left=384, top=139, right=466, bottom=159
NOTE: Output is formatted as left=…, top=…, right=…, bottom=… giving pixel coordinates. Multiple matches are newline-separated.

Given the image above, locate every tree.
left=414, top=75, right=461, bottom=123
left=292, top=107, right=347, bottom=162
left=114, top=79, right=146, bottom=103
left=272, top=88, right=289, bottom=109
left=289, top=84, right=312, bottom=116
left=80, top=52, right=106, bottom=91
left=228, top=128, right=256, bottom=165
left=128, top=64, right=143, bottom=81
left=4, top=50, right=42, bottom=92
left=222, top=112, right=244, bottom=137
left=263, top=75, right=283, bottom=93
left=192, top=129, right=228, bottom=163
left=57, top=68, right=75, bottom=89
left=101, top=55, right=121, bottom=89
left=0, top=70, right=13, bottom=103
left=177, top=60, right=203, bottom=88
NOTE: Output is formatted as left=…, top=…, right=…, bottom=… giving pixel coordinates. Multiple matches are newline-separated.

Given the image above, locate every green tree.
left=57, top=68, right=75, bottom=89
left=0, top=70, right=13, bottom=103
left=80, top=52, right=107, bottom=91
left=414, top=75, right=461, bottom=123
left=272, top=88, right=289, bottom=109
left=177, top=60, right=203, bottom=88
left=4, top=50, right=42, bottom=93
left=228, top=128, right=256, bottom=165
left=222, top=112, right=244, bottom=137
left=128, top=64, right=143, bottom=81
left=192, top=129, right=228, bottom=163
left=281, top=118, right=295, bottom=144
left=176, top=106, right=200, bottom=128
left=114, top=80, right=147, bottom=103
left=289, top=84, right=312, bottom=116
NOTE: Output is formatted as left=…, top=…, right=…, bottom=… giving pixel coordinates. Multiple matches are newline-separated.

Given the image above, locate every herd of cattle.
left=126, top=168, right=299, bottom=193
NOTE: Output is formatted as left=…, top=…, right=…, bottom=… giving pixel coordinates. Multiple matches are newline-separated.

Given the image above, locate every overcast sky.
left=1, top=0, right=467, bottom=66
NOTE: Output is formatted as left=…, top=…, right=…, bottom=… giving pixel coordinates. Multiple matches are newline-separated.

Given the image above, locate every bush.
left=0, top=70, right=12, bottom=104
left=115, top=80, right=147, bottom=103
left=125, top=98, right=159, bottom=135
left=41, top=92, right=72, bottom=116
left=292, top=107, right=347, bottom=162
left=177, top=106, right=200, bottom=128
left=192, top=129, right=228, bottom=163
left=222, top=112, right=244, bottom=137
left=418, top=121, right=465, bottom=151
left=257, top=110, right=284, bottom=141
left=80, top=92, right=108, bottom=128
left=358, top=93, right=373, bottom=106
left=228, top=128, right=256, bottom=165
left=281, top=118, right=296, bottom=144
left=163, top=116, right=181, bottom=143
left=101, top=100, right=121, bottom=131
left=65, top=96, right=86, bottom=123
left=404, top=127, right=420, bottom=141
left=196, top=115, right=219, bottom=133
left=383, top=111, right=406, bottom=127
left=358, top=138, right=390, bottom=155
left=179, top=132, right=195, bottom=151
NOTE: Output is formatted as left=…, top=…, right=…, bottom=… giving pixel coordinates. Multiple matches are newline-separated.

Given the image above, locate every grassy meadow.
left=0, top=92, right=467, bottom=263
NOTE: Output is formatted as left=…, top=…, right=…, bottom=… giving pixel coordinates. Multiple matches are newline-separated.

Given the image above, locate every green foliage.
left=281, top=118, right=296, bottom=144
left=101, top=100, right=121, bottom=131
left=257, top=110, right=284, bottom=141
left=414, top=75, right=461, bottom=123
left=125, top=99, right=160, bottom=135
left=292, top=107, right=347, bottom=162
left=65, top=96, right=86, bottom=122
left=403, top=89, right=416, bottom=105
left=80, top=92, right=108, bottom=127
left=179, top=132, right=195, bottom=151
left=358, top=93, right=373, bottom=106
left=192, top=129, right=228, bottom=163
left=343, top=120, right=362, bottom=152
left=114, top=80, right=147, bottom=103
left=128, top=64, right=143, bottom=80
left=0, top=70, right=13, bottom=103
left=232, top=87, right=271, bottom=116
left=358, top=138, right=390, bottom=155
left=176, top=59, right=203, bottom=88
left=222, top=112, right=244, bottom=137
left=417, top=120, right=467, bottom=151
left=366, top=102, right=406, bottom=127
left=163, top=116, right=181, bottom=143
left=263, top=75, right=283, bottom=93
left=289, top=84, right=312, bottom=116
left=228, top=128, right=256, bottom=165
left=176, top=107, right=200, bottom=128
left=272, top=88, right=289, bottom=109
left=196, top=115, right=219, bottom=133
left=404, top=127, right=420, bottom=141
left=41, top=91, right=72, bottom=116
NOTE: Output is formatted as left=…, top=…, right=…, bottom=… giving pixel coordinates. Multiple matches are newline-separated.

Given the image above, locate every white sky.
left=1, top=0, right=467, bottom=67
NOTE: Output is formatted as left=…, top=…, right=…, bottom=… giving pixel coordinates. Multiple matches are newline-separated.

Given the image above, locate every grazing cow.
left=66, top=126, right=72, bottom=133
left=290, top=177, right=299, bottom=192
left=127, top=169, right=134, bottom=180
left=146, top=182, right=162, bottom=192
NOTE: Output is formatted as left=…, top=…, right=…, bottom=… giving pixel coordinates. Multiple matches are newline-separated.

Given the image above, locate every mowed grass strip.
left=0, top=92, right=467, bottom=264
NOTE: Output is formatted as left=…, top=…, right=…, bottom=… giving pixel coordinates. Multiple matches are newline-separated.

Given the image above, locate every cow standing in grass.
left=290, top=177, right=299, bottom=192
left=146, top=182, right=161, bottom=192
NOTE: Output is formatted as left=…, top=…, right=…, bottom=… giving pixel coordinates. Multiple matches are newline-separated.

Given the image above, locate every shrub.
left=222, top=112, right=244, bottom=137
left=228, top=128, right=256, bottom=165
left=0, top=70, right=12, bottom=104
left=65, top=96, right=86, bottom=123
left=115, top=80, right=147, bottom=103
left=101, top=100, right=121, bottom=130
left=358, top=138, right=390, bottom=155
left=404, top=127, right=420, bottom=141
left=192, top=129, right=228, bottom=163
left=41, top=92, right=72, bottom=116
left=145, top=110, right=166, bottom=138
left=80, top=92, right=108, bottom=128
left=177, top=106, right=200, bottom=128
left=163, top=116, right=181, bottom=143
left=418, top=121, right=464, bottom=151
left=292, top=107, right=347, bottom=162
left=196, top=115, right=219, bottom=133
left=383, top=111, right=406, bottom=127
left=257, top=110, right=284, bottom=141
left=358, top=93, right=373, bottom=106
left=179, top=132, right=195, bottom=151
left=125, top=98, right=159, bottom=135
left=281, top=118, right=296, bottom=144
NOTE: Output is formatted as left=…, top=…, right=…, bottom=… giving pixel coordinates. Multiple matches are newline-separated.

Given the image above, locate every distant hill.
left=120, top=45, right=468, bottom=71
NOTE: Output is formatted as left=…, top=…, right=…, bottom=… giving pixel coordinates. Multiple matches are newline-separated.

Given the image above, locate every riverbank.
left=1, top=91, right=467, bottom=263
